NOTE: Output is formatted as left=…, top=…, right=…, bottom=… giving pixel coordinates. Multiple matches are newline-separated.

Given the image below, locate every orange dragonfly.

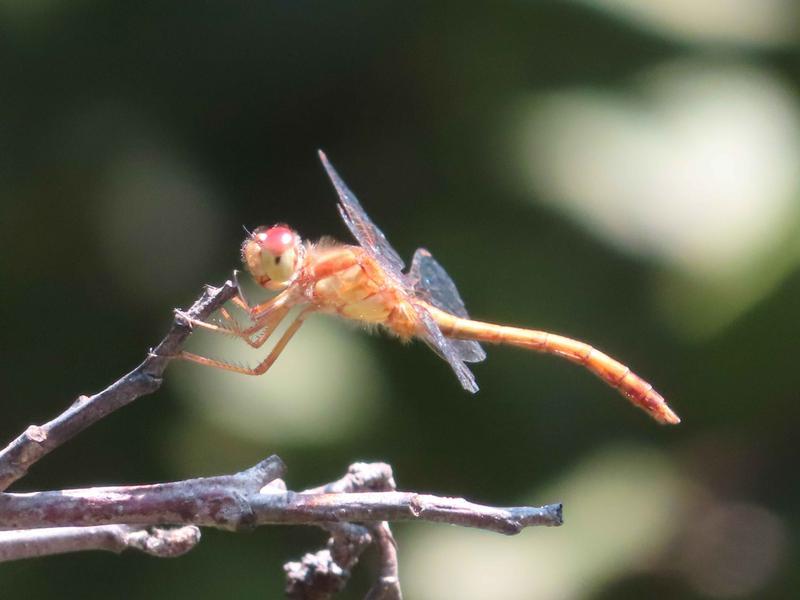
left=179, top=151, right=679, bottom=425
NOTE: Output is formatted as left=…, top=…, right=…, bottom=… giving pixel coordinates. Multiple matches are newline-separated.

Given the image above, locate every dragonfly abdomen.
left=539, top=334, right=679, bottom=425
left=425, top=304, right=679, bottom=424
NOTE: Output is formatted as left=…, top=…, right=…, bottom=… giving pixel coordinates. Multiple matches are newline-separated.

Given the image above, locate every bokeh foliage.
left=2, top=1, right=799, bottom=598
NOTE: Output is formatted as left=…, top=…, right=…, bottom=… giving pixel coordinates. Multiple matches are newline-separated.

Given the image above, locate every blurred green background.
left=2, top=1, right=799, bottom=598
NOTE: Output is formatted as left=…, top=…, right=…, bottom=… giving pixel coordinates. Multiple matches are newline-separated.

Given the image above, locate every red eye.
left=257, top=225, right=295, bottom=256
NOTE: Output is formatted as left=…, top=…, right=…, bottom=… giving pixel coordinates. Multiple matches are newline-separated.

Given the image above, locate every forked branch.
left=0, top=459, right=562, bottom=599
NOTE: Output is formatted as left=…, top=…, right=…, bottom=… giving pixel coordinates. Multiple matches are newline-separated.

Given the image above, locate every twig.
left=364, top=523, right=402, bottom=600
left=0, top=458, right=561, bottom=545
left=285, top=463, right=400, bottom=599
left=0, top=455, right=287, bottom=532
left=284, top=523, right=374, bottom=599
left=0, top=525, right=200, bottom=561
left=302, top=462, right=396, bottom=495
left=0, top=281, right=238, bottom=492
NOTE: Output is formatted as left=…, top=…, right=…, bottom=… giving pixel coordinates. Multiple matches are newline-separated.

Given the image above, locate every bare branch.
left=302, top=462, right=396, bottom=495
left=279, top=491, right=562, bottom=534
left=284, top=524, right=373, bottom=599
left=0, top=482, right=562, bottom=534
left=0, top=456, right=560, bottom=600
left=0, top=456, right=561, bottom=535
left=0, top=455, right=287, bottom=532
left=364, top=523, right=402, bottom=600
left=0, top=525, right=200, bottom=561
left=286, top=462, right=400, bottom=599
left=0, top=281, right=239, bottom=492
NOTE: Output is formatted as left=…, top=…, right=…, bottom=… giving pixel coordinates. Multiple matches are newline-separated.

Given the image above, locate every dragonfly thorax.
left=241, top=225, right=305, bottom=290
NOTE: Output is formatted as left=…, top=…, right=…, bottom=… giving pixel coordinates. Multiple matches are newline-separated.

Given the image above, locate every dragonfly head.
left=241, top=224, right=304, bottom=290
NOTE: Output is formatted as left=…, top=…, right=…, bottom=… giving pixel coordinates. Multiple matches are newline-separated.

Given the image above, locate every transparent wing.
left=318, top=150, right=406, bottom=280
left=319, top=151, right=481, bottom=389
left=410, top=248, right=486, bottom=363
left=414, top=304, right=479, bottom=393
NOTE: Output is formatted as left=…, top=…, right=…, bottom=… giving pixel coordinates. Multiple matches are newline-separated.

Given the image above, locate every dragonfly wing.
left=319, top=151, right=480, bottom=387
left=442, top=336, right=486, bottom=364
left=414, top=303, right=479, bottom=393
left=318, top=151, right=406, bottom=280
left=410, top=248, right=486, bottom=363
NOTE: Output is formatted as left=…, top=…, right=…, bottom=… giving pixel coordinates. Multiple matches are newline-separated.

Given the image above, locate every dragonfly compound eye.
left=242, top=225, right=302, bottom=290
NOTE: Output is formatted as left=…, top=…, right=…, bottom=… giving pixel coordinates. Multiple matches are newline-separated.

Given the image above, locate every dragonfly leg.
left=178, top=303, right=292, bottom=348
left=230, top=289, right=276, bottom=317
left=177, top=289, right=292, bottom=339
left=242, top=305, right=292, bottom=348
left=229, top=272, right=289, bottom=320
left=231, top=269, right=251, bottom=312
left=216, top=306, right=242, bottom=332
left=178, top=308, right=310, bottom=376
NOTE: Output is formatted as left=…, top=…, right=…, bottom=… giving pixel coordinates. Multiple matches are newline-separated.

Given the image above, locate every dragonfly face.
left=241, top=225, right=304, bottom=290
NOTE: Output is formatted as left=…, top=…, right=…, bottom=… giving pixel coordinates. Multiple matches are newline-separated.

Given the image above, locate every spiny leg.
left=230, top=291, right=276, bottom=317
left=178, top=305, right=271, bottom=338
left=216, top=305, right=242, bottom=333
left=208, top=304, right=293, bottom=350
left=177, top=291, right=292, bottom=340
left=178, top=308, right=311, bottom=376
left=243, top=305, right=292, bottom=349
left=180, top=305, right=292, bottom=352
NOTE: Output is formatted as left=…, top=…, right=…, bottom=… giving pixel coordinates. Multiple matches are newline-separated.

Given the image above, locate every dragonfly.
left=178, top=151, right=679, bottom=425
